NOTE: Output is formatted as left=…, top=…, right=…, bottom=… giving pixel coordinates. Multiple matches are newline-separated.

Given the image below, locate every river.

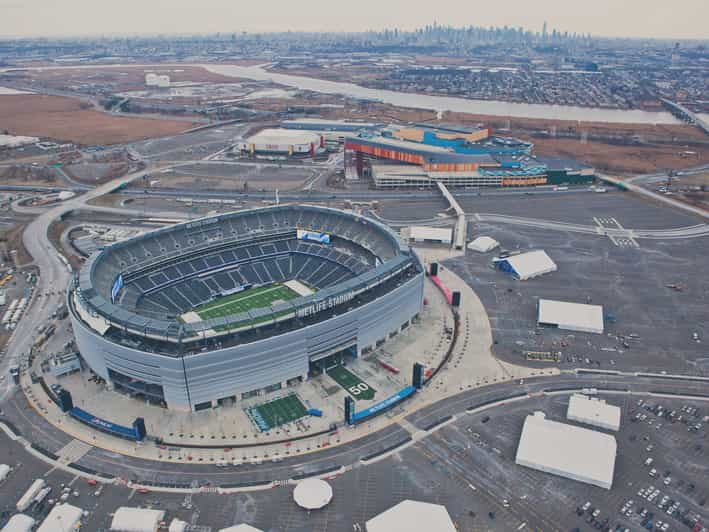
left=203, top=64, right=686, bottom=125
left=4, top=62, right=706, bottom=125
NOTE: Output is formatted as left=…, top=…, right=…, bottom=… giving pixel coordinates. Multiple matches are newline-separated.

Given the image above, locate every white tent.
left=37, top=504, right=83, bottom=532
left=0, top=464, right=10, bottom=482
left=366, top=500, right=456, bottom=532
left=567, top=394, right=621, bottom=431
left=515, top=411, right=616, bottom=489
left=110, top=507, right=165, bottom=532
left=168, top=519, right=189, bottom=532
left=218, top=525, right=264, bottom=532
left=538, top=299, right=604, bottom=334
left=293, top=478, right=333, bottom=510
left=468, top=236, right=499, bottom=253
left=1, top=514, right=35, bottom=532
left=495, top=250, right=557, bottom=280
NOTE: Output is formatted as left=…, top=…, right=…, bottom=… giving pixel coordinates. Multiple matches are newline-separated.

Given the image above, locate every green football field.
left=249, top=394, right=308, bottom=431
left=193, top=283, right=299, bottom=320
left=328, top=365, right=376, bottom=400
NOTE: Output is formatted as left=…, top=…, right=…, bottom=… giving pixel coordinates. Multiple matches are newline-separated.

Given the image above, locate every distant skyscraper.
left=543, top=21, right=548, bottom=39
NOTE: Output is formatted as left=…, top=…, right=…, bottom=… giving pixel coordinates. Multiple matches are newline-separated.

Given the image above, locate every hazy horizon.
left=1, top=0, right=708, bottom=41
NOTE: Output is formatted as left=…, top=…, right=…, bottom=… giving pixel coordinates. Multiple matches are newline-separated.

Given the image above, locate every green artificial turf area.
left=327, top=365, right=376, bottom=400
left=194, top=283, right=299, bottom=320
left=249, top=394, right=308, bottom=431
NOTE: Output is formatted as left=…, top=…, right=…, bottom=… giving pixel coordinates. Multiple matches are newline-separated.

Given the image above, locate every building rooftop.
left=366, top=500, right=457, bottom=532
left=495, top=250, right=557, bottom=280
left=567, top=394, right=621, bottom=431
left=538, top=299, right=604, bottom=334
left=515, top=411, right=617, bottom=489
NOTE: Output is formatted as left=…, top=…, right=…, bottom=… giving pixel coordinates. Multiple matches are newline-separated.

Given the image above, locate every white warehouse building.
left=515, top=411, right=617, bottom=489
left=567, top=394, right=621, bottom=431
left=237, top=129, right=323, bottom=156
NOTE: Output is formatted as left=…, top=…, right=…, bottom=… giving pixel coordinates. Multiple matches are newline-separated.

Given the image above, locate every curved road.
left=2, top=370, right=708, bottom=487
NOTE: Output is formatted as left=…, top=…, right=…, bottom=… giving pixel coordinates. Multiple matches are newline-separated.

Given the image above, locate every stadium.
left=68, top=205, right=424, bottom=412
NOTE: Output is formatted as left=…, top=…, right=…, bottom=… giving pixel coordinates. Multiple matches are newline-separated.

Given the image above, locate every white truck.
left=16, top=478, right=46, bottom=511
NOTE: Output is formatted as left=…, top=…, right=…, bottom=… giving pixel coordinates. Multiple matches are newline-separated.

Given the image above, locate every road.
left=1, top=369, right=707, bottom=487
left=0, top=165, right=169, bottom=401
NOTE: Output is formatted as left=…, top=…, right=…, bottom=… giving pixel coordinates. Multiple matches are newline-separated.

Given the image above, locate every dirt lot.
left=522, top=136, right=709, bottom=174
left=2, top=65, right=251, bottom=92
left=0, top=94, right=199, bottom=145
left=0, top=223, right=31, bottom=266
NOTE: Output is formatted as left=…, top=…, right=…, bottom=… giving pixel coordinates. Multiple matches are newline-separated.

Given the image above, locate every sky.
left=0, top=0, right=707, bottom=40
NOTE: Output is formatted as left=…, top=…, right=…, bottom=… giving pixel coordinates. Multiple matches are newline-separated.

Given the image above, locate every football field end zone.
left=328, top=365, right=376, bottom=401
left=284, top=279, right=315, bottom=297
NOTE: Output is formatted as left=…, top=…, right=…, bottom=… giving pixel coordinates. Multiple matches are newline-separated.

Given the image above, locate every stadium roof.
left=293, top=478, right=333, bottom=510
left=37, top=504, right=83, bottom=532
left=468, top=236, right=499, bottom=252
left=515, top=412, right=617, bottom=489
left=495, top=250, right=557, bottom=280
left=366, top=500, right=457, bottom=532
left=567, top=394, right=621, bottom=432
left=110, top=507, right=166, bottom=532
left=218, top=525, right=264, bottom=532
left=247, top=128, right=321, bottom=145
left=409, top=226, right=453, bottom=244
left=538, top=299, right=604, bottom=334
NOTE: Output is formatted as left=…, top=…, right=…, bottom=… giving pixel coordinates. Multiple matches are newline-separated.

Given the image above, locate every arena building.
left=68, top=205, right=424, bottom=411
left=235, top=128, right=324, bottom=157
left=345, top=123, right=594, bottom=188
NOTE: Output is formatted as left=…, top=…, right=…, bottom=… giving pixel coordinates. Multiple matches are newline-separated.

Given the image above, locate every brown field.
left=2, top=64, right=254, bottom=91
left=0, top=94, right=199, bottom=145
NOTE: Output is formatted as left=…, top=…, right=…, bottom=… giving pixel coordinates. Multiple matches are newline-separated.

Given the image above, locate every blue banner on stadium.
left=351, top=386, right=416, bottom=423
left=297, top=229, right=330, bottom=245
left=111, top=274, right=124, bottom=304
left=69, top=407, right=142, bottom=441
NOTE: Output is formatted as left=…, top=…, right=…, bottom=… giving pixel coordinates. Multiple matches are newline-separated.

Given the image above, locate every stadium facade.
left=68, top=205, right=424, bottom=411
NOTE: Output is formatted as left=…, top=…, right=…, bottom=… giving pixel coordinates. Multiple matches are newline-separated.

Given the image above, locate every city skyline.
left=1, top=0, right=708, bottom=40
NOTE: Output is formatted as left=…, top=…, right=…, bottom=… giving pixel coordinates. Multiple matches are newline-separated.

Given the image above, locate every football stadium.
left=68, top=205, right=424, bottom=411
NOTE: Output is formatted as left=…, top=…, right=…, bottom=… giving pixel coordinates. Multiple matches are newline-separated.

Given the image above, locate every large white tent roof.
left=110, top=507, right=166, bottom=532
left=538, top=299, right=604, bottom=334
left=218, top=525, right=264, bottom=532
left=409, top=225, right=453, bottom=244
left=567, top=394, right=621, bottom=431
left=293, top=478, right=333, bottom=510
left=37, top=504, right=83, bottom=532
left=293, top=478, right=332, bottom=510
left=1, top=514, right=35, bottom=532
left=468, top=236, right=499, bottom=252
left=515, top=411, right=616, bottom=489
left=366, top=500, right=457, bottom=532
left=498, top=250, right=557, bottom=280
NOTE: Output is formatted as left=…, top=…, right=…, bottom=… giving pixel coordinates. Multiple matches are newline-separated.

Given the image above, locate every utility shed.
left=37, top=504, right=83, bottom=532
left=1, top=514, right=35, bottom=532
left=110, top=507, right=166, bottom=532
left=494, top=250, right=557, bottom=280
left=408, top=226, right=453, bottom=245
left=538, top=299, right=604, bottom=334
left=516, top=412, right=616, bottom=489
left=567, top=394, right=621, bottom=431
left=366, top=500, right=457, bottom=532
